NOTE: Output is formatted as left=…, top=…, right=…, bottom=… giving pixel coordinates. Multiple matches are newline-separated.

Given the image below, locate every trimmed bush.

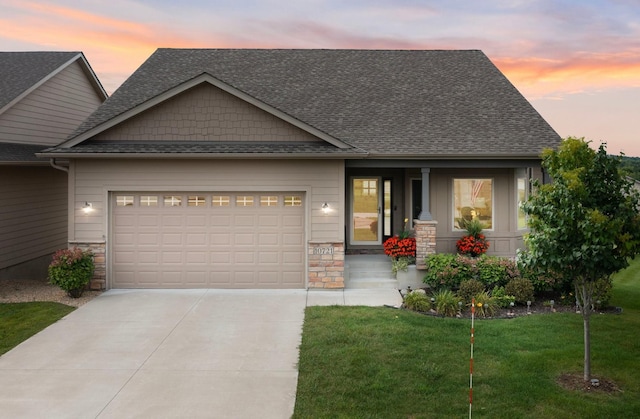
left=476, top=255, right=519, bottom=288
left=504, top=278, right=535, bottom=304
left=457, top=279, right=485, bottom=304
left=48, top=247, right=94, bottom=298
left=423, top=254, right=464, bottom=290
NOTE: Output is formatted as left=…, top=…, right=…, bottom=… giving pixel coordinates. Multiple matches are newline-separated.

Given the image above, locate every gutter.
left=49, top=158, right=69, bottom=173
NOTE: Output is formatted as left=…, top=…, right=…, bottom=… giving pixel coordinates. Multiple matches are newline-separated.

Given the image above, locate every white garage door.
left=112, top=192, right=305, bottom=289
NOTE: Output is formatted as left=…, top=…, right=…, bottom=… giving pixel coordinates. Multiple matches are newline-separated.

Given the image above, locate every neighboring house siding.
left=90, top=84, right=324, bottom=143
left=0, top=61, right=104, bottom=146
left=0, top=166, right=67, bottom=270
left=70, top=159, right=344, bottom=243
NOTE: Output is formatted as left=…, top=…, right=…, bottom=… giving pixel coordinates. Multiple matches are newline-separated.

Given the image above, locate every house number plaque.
left=313, top=246, right=334, bottom=255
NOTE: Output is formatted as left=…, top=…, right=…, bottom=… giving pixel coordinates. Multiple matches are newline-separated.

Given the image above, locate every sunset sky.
left=2, top=0, right=639, bottom=156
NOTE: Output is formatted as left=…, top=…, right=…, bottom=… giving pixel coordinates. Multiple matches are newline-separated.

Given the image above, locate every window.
left=453, top=179, right=493, bottom=230
left=517, top=175, right=528, bottom=229
left=164, top=195, right=182, bottom=207
left=188, top=196, right=206, bottom=207
left=212, top=195, right=230, bottom=207
left=140, top=196, right=158, bottom=206
left=116, top=195, right=134, bottom=206
left=236, top=195, right=254, bottom=207
left=284, top=196, right=303, bottom=207
left=260, top=196, right=278, bottom=207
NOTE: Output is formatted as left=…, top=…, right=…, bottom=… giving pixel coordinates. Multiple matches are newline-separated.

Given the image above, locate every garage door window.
left=212, top=195, right=230, bottom=206
left=164, top=196, right=182, bottom=206
left=236, top=195, right=254, bottom=206
left=188, top=196, right=206, bottom=207
left=260, top=196, right=278, bottom=206
left=116, top=195, right=134, bottom=206
left=285, top=196, right=302, bottom=206
left=140, top=196, right=158, bottom=206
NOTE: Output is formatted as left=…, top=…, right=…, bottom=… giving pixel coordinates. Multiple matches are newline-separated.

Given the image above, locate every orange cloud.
left=494, top=52, right=640, bottom=99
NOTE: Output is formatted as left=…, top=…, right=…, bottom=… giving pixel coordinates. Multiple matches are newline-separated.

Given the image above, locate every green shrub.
left=471, top=291, right=498, bottom=318
left=504, top=278, right=535, bottom=304
left=457, top=279, right=485, bottom=304
left=589, top=276, right=613, bottom=308
left=403, top=291, right=431, bottom=312
left=517, top=253, right=568, bottom=293
left=423, top=254, right=464, bottom=290
left=433, top=289, right=461, bottom=317
left=48, top=247, right=94, bottom=298
left=476, top=255, right=519, bottom=288
left=491, top=286, right=516, bottom=308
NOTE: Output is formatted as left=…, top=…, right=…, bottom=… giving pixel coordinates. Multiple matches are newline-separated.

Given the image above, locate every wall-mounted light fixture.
left=82, top=202, right=93, bottom=214
left=321, top=202, right=331, bottom=214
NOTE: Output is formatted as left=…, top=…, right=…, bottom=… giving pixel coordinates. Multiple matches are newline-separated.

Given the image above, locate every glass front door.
left=351, top=177, right=387, bottom=245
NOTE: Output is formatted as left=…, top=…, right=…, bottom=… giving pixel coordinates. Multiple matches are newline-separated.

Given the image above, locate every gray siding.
left=0, top=61, right=104, bottom=146
left=70, top=159, right=344, bottom=244
left=90, top=84, right=324, bottom=143
left=429, top=168, right=540, bottom=257
left=0, top=166, right=67, bottom=271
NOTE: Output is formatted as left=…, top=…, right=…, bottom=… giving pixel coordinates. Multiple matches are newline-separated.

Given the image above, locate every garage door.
left=112, top=192, right=305, bottom=289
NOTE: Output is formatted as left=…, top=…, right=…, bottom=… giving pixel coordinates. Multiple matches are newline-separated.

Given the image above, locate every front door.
left=350, top=177, right=392, bottom=245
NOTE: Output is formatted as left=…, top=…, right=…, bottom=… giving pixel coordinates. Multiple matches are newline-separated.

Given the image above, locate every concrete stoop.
left=345, top=255, right=398, bottom=289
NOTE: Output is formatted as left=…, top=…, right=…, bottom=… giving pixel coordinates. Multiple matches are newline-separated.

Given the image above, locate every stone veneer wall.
left=308, top=241, right=345, bottom=289
left=414, top=220, right=438, bottom=269
left=69, top=241, right=106, bottom=290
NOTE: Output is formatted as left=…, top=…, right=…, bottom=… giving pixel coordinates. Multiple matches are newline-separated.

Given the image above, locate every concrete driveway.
left=0, top=288, right=401, bottom=418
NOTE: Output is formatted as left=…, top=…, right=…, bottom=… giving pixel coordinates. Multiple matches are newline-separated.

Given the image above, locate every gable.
left=89, top=83, right=324, bottom=143
left=0, top=59, right=105, bottom=146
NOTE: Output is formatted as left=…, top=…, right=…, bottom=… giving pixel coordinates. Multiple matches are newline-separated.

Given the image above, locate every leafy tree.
left=521, top=137, right=640, bottom=382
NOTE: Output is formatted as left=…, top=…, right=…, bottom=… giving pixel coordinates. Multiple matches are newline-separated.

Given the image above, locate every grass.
left=0, top=302, right=75, bottom=355
left=294, top=257, right=640, bottom=418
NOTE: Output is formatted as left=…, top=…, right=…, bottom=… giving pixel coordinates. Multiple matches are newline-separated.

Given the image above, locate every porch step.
left=345, top=255, right=398, bottom=289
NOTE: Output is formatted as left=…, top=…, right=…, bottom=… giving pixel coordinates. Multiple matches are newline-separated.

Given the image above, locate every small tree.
left=522, top=137, right=640, bottom=382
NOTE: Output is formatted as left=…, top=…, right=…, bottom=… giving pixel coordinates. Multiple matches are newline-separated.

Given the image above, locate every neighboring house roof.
left=45, top=49, right=561, bottom=159
left=0, top=51, right=108, bottom=164
left=0, top=51, right=106, bottom=115
left=0, top=142, right=48, bottom=164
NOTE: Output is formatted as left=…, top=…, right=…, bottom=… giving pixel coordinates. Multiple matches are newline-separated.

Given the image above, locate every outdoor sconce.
left=321, top=202, right=331, bottom=214
left=82, top=202, right=93, bottom=214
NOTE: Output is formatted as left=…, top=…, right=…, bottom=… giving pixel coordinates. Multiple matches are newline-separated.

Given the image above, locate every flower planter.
left=396, top=265, right=424, bottom=290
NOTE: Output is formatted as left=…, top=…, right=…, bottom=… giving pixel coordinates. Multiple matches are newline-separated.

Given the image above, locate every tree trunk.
left=576, top=280, right=593, bottom=382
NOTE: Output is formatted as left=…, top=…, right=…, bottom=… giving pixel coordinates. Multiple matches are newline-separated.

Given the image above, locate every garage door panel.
left=161, top=233, right=183, bottom=245
left=282, top=233, right=304, bottom=245
left=259, top=251, right=279, bottom=263
left=113, top=192, right=305, bottom=289
left=258, top=233, right=278, bottom=245
left=235, top=233, right=255, bottom=245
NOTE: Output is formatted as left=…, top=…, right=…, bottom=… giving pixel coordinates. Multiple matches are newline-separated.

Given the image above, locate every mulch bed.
left=557, top=373, right=622, bottom=394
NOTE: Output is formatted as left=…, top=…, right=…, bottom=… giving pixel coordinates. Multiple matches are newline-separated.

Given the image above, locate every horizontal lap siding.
left=0, top=61, right=103, bottom=145
left=0, top=167, right=67, bottom=269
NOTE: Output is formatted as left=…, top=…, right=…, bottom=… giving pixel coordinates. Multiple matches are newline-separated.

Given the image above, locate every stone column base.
left=414, top=220, right=437, bottom=269
left=69, top=241, right=106, bottom=290
left=308, top=241, right=345, bottom=289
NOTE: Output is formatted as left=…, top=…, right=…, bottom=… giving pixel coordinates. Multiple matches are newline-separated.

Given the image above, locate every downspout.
left=49, top=158, right=69, bottom=173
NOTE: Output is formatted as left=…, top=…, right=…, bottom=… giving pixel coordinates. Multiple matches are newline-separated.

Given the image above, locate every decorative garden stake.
left=469, top=297, right=475, bottom=419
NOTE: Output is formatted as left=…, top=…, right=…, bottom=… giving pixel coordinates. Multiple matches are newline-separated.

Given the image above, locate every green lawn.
left=0, top=302, right=75, bottom=355
left=294, top=258, right=640, bottom=418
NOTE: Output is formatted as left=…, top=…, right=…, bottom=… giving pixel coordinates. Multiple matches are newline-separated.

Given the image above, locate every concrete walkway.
left=0, top=288, right=402, bottom=418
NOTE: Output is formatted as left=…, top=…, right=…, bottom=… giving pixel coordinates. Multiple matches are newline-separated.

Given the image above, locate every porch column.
left=414, top=220, right=437, bottom=269
left=418, top=168, right=433, bottom=221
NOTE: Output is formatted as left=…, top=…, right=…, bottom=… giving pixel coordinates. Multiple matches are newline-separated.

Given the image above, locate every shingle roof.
left=0, top=51, right=81, bottom=110
left=65, top=49, right=561, bottom=158
left=0, top=142, right=49, bottom=163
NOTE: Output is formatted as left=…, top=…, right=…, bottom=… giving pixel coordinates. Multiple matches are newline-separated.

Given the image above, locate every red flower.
left=383, top=236, right=416, bottom=259
left=456, top=234, right=489, bottom=257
